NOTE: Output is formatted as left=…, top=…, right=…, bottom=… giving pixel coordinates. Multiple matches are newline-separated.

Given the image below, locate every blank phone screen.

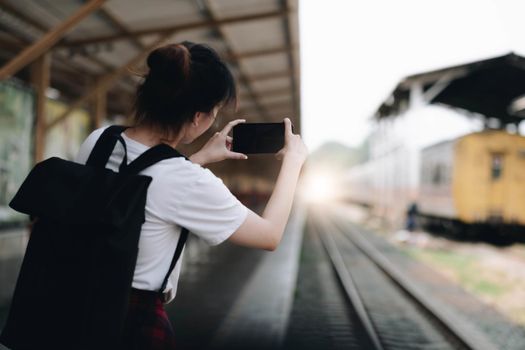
left=232, top=123, right=285, bottom=154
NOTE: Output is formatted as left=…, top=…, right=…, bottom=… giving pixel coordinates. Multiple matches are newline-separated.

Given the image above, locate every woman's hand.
left=190, top=119, right=248, bottom=166
left=276, top=118, right=308, bottom=164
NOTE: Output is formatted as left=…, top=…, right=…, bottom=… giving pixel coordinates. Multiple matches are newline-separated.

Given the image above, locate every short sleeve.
left=163, top=166, right=248, bottom=246
left=74, top=126, right=109, bottom=164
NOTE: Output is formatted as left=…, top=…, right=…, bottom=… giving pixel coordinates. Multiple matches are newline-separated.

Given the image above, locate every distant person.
left=75, top=42, right=307, bottom=349
left=406, top=202, right=419, bottom=232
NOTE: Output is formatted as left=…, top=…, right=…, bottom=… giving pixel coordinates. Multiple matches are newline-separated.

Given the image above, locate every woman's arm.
left=227, top=118, right=307, bottom=251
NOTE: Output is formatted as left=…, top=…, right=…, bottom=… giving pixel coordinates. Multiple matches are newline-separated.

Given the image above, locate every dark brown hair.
left=132, top=41, right=237, bottom=140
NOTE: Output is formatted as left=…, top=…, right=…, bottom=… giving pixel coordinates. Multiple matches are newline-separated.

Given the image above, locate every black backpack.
left=0, top=125, right=189, bottom=350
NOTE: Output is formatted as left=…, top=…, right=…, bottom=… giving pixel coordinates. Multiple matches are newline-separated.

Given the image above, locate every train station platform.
left=168, top=206, right=305, bottom=350
left=1, top=205, right=524, bottom=350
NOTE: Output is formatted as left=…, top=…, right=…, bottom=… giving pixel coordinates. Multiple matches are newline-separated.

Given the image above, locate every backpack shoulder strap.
left=118, top=142, right=190, bottom=295
left=122, top=143, right=188, bottom=176
left=158, top=227, right=189, bottom=294
left=86, top=125, right=129, bottom=168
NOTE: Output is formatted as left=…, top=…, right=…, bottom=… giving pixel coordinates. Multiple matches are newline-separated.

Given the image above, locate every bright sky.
left=300, top=0, right=525, bottom=151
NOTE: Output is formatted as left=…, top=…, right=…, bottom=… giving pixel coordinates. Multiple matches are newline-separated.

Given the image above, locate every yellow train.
left=419, top=130, right=525, bottom=237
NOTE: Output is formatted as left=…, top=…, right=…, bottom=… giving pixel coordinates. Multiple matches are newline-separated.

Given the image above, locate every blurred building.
left=345, top=53, right=525, bottom=229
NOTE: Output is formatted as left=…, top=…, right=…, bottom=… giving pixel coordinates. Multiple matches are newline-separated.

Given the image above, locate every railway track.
left=310, top=211, right=500, bottom=350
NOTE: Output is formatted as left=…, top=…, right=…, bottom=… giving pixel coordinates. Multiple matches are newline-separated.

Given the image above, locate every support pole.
left=0, top=0, right=106, bottom=79
left=30, top=53, right=51, bottom=163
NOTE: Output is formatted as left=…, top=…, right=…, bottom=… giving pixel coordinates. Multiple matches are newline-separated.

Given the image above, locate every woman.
left=75, top=41, right=307, bottom=349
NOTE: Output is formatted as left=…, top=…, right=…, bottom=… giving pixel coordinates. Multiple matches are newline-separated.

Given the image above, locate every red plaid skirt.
left=119, top=287, right=177, bottom=350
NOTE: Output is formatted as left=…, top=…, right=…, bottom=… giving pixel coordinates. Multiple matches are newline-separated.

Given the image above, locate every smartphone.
left=232, top=122, right=286, bottom=154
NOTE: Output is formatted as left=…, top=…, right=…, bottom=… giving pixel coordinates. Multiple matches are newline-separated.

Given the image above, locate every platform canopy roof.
left=0, top=0, right=300, bottom=187
left=375, top=53, right=525, bottom=126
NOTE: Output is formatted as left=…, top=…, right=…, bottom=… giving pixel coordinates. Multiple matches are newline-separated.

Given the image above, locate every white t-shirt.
left=75, top=126, right=248, bottom=304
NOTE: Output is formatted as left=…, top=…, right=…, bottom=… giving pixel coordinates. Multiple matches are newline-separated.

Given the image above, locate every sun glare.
left=299, top=172, right=338, bottom=204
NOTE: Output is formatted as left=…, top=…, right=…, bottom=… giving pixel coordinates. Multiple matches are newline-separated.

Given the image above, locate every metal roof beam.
left=0, top=0, right=48, bottom=32
left=0, top=0, right=106, bottom=74
left=0, top=0, right=107, bottom=79
left=0, top=0, right=136, bottom=108
left=58, top=9, right=288, bottom=48
left=96, top=5, right=144, bottom=52
left=229, top=45, right=293, bottom=60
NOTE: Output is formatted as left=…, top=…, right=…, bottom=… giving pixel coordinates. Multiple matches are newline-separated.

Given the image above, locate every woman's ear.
left=192, top=112, right=199, bottom=127
left=193, top=111, right=208, bottom=127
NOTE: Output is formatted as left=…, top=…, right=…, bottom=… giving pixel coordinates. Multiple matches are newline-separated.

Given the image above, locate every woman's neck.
left=124, top=125, right=184, bottom=148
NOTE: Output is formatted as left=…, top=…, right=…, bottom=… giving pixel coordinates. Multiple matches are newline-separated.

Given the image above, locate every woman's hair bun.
left=146, top=43, right=191, bottom=84
left=133, top=41, right=237, bottom=140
